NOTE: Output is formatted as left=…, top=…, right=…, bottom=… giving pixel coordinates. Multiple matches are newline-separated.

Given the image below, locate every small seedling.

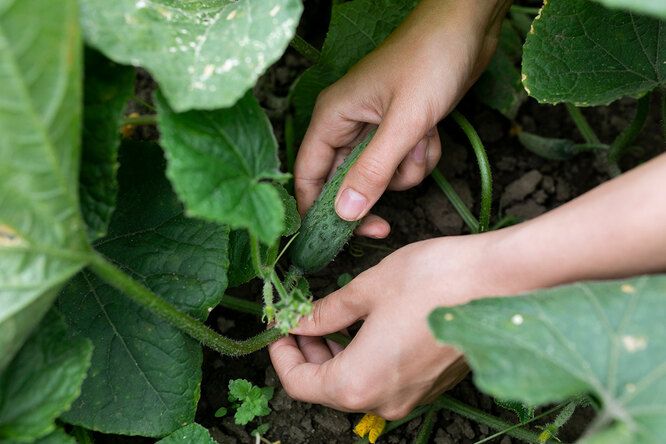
left=227, top=379, right=274, bottom=426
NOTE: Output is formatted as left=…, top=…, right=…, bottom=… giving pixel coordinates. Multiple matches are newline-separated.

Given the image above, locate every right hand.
left=294, top=0, right=511, bottom=237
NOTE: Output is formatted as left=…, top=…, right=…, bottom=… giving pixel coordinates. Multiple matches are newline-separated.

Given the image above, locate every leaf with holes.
left=429, top=275, right=666, bottom=444
left=80, top=0, right=302, bottom=111
left=0, top=0, right=91, bottom=373
left=522, top=0, right=666, bottom=106
left=58, top=142, right=230, bottom=437
left=156, top=90, right=288, bottom=245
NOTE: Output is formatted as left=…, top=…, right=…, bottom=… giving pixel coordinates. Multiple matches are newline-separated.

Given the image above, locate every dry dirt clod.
left=501, top=169, right=543, bottom=205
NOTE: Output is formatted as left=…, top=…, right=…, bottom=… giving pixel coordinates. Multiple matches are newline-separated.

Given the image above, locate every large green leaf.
left=429, top=275, right=666, bottom=443
left=156, top=423, right=216, bottom=444
left=80, top=0, right=302, bottom=112
left=592, top=0, right=666, bottom=19
left=0, top=0, right=90, bottom=372
left=290, top=0, right=418, bottom=139
left=156, top=90, right=288, bottom=245
left=522, top=0, right=666, bottom=106
left=0, top=310, right=92, bottom=442
left=59, top=142, right=230, bottom=437
left=79, top=48, right=135, bottom=241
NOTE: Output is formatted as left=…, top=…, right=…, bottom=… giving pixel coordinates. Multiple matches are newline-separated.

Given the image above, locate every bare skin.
left=269, top=0, right=666, bottom=420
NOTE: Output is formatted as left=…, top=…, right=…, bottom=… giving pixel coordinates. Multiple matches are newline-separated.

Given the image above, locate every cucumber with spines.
left=290, top=131, right=375, bottom=274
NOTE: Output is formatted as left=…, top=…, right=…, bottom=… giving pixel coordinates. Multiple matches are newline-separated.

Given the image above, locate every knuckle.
left=335, top=379, right=373, bottom=411
left=356, top=157, right=390, bottom=189
left=378, top=404, right=412, bottom=421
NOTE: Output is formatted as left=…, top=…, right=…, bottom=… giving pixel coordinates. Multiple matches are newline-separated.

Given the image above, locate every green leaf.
left=58, top=142, right=230, bottom=437
left=252, top=423, right=271, bottom=437
left=80, top=0, right=302, bottom=112
left=214, top=407, right=227, bottom=418
left=156, top=423, right=216, bottom=444
left=522, top=0, right=666, bottom=106
left=156, top=89, right=287, bottom=245
left=429, top=275, right=666, bottom=443
left=275, top=184, right=300, bottom=237
left=0, top=0, right=90, bottom=372
left=592, top=0, right=666, bottom=19
left=79, top=48, right=135, bottom=241
left=228, top=379, right=272, bottom=426
left=473, top=22, right=526, bottom=119
left=226, top=184, right=298, bottom=288
left=291, top=0, right=418, bottom=139
left=6, top=428, right=78, bottom=444
left=0, top=310, right=92, bottom=442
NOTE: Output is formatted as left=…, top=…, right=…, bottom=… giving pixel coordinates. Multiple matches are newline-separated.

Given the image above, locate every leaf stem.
left=414, top=404, right=438, bottom=444
left=565, top=103, right=600, bottom=145
left=565, top=103, right=621, bottom=177
left=472, top=401, right=567, bottom=444
left=250, top=234, right=266, bottom=278
left=120, top=114, right=157, bottom=126
left=437, top=394, right=559, bottom=444
left=88, top=252, right=281, bottom=356
left=608, top=95, right=650, bottom=162
left=289, top=34, right=320, bottom=64
left=431, top=167, right=480, bottom=233
left=450, top=110, right=492, bottom=232
left=219, top=294, right=351, bottom=346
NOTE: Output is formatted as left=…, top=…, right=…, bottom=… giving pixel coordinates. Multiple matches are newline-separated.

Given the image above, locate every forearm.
left=488, top=153, right=666, bottom=293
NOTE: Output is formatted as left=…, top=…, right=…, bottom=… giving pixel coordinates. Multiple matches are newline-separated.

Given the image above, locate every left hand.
left=268, top=234, right=508, bottom=419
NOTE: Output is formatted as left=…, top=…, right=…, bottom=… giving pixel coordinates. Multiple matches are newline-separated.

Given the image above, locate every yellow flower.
left=353, top=414, right=386, bottom=443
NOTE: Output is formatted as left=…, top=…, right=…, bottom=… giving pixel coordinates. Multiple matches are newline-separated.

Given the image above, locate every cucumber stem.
left=566, top=103, right=621, bottom=177
left=431, top=167, right=480, bottom=233
left=450, top=110, right=492, bottom=233
left=120, top=114, right=157, bottom=126
left=289, top=34, right=320, bottom=64
left=88, top=251, right=281, bottom=356
left=608, top=95, right=650, bottom=162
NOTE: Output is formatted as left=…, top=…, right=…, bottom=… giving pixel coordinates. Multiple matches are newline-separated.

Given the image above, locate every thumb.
left=290, top=286, right=366, bottom=336
left=334, top=110, right=429, bottom=221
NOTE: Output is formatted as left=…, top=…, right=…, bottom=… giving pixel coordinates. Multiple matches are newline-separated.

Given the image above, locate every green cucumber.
left=290, top=131, right=374, bottom=274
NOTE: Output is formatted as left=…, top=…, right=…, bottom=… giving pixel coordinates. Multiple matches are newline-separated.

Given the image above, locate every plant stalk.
left=413, top=404, right=438, bottom=444
left=120, top=114, right=157, bottom=126
left=437, top=394, right=557, bottom=443
left=289, top=34, right=320, bottom=64
left=565, top=103, right=621, bottom=177
left=431, top=167, right=480, bottom=233
left=608, top=95, right=650, bottom=162
left=450, top=110, right=492, bottom=232
left=88, top=252, right=282, bottom=356
left=219, top=294, right=351, bottom=346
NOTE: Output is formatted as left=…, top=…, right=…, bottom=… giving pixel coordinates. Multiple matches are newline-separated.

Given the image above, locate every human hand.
left=294, top=0, right=511, bottom=238
left=269, top=234, right=516, bottom=419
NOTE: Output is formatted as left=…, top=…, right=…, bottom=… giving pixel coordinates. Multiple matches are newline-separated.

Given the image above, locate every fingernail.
left=336, top=188, right=367, bottom=221
left=411, top=139, right=427, bottom=163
